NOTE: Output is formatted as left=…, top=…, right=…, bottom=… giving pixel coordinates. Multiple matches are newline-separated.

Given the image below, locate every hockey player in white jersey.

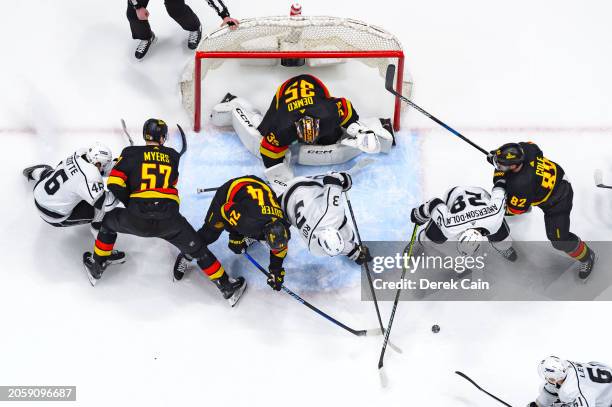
left=23, top=143, right=125, bottom=263
left=280, top=171, right=371, bottom=264
left=529, top=356, right=612, bottom=407
left=410, top=181, right=517, bottom=261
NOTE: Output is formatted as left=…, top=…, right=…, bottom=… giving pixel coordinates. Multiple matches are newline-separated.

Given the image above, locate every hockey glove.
left=354, top=245, right=373, bottom=265
left=324, top=172, right=352, bottom=191
left=526, top=403, right=537, bottom=407
left=410, top=206, right=429, bottom=226
left=486, top=151, right=496, bottom=166
left=228, top=233, right=247, bottom=254
left=267, top=267, right=285, bottom=291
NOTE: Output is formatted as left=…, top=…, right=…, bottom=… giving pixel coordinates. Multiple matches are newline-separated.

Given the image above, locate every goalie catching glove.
left=341, top=122, right=382, bottom=154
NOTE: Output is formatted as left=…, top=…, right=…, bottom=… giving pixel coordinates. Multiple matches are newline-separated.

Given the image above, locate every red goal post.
left=180, top=16, right=412, bottom=133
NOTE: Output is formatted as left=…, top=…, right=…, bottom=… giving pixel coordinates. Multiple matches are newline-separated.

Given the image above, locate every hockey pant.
left=126, top=0, right=200, bottom=40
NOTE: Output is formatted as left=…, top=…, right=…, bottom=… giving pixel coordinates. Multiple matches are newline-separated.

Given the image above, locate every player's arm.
left=410, top=197, right=445, bottom=226
left=334, top=97, right=359, bottom=129
left=531, top=382, right=560, bottom=407
left=205, top=0, right=239, bottom=27
left=260, top=131, right=290, bottom=168
left=106, top=152, right=131, bottom=206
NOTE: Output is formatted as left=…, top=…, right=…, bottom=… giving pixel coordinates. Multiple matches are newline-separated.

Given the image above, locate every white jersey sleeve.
left=33, top=151, right=105, bottom=223
left=281, top=176, right=355, bottom=256
left=555, top=361, right=612, bottom=407
left=428, top=185, right=506, bottom=239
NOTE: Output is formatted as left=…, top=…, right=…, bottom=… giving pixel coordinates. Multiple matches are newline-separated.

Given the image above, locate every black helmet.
left=494, top=143, right=525, bottom=169
left=263, top=218, right=290, bottom=251
left=143, top=118, right=168, bottom=143
left=295, top=116, right=320, bottom=144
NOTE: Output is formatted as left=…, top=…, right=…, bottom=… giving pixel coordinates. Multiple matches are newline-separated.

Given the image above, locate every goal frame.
left=192, top=50, right=405, bottom=132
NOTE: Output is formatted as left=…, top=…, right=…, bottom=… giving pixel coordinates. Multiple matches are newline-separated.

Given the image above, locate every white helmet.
left=538, top=356, right=568, bottom=383
left=317, top=227, right=344, bottom=256
left=86, top=143, right=113, bottom=175
left=457, top=229, right=484, bottom=256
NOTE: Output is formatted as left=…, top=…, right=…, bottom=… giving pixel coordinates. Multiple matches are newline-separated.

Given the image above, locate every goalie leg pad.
left=211, top=96, right=259, bottom=127
left=297, top=143, right=362, bottom=166
left=264, top=162, right=295, bottom=195
left=231, top=107, right=264, bottom=157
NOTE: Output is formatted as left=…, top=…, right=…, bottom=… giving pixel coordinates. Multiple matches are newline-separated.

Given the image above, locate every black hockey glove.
left=267, top=267, right=285, bottom=291
left=354, top=245, right=373, bottom=266
left=410, top=205, right=429, bottom=226
left=526, top=402, right=537, bottom=407
left=228, top=233, right=247, bottom=254
left=486, top=150, right=495, bottom=166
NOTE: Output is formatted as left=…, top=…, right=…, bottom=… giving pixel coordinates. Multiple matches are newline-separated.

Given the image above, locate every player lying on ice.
left=410, top=182, right=518, bottom=264
left=23, top=143, right=125, bottom=264
left=210, top=74, right=395, bottom=194
left=279, top=171, right=372, bottom=265
left=529, top=356, right=612, bottom=407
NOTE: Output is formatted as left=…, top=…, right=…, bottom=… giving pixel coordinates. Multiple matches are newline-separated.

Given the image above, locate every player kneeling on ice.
left=410, top=183, right=517, bottom=264
left=83, top=119, right=245, bottom=305
left=173, top=175, right=291, bottom=291
left=528, top=356, right=612, bottom=407
left=210, top=74, right=394, bottom=193
left=279, top=171, right=372, bottom=264
left=488, top=142, right=595, bottom=280
left=23, top=143, right=125, bottom=264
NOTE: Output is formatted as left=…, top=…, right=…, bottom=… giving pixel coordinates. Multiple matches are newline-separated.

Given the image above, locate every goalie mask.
left=295, top=116, right=320, bottom=144
left=263, top=218, right=290, bottom=251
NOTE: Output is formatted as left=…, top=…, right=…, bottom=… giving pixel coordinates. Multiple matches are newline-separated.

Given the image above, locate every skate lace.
left=136, top=39, right=150, bottom=53
left=578, top=261, right=590, bottom=272
left=176, top=256, right=188, bottom=273
left=188, top=30, right=200, bottom=43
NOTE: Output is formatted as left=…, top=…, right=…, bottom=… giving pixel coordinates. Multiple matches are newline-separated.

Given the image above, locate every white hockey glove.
left=341, top=122, right=381, bottom=154
left=323, top=171, right=352, bottom=191
left=410, top=198, right=444, bottom=226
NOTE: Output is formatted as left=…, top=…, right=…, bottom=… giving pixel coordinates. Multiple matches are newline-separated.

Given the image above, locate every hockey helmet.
left=86, top=142, right=113, bottom=176
left=457, top=228, right=484, bottom=257
left=263, top=218, right=290, bottom=251
left=143, top=118, right=168, bottom=143
left=538, top=356, right=569, bottom=384
left=317, top=227, right=345, bottom=256
left=295, top=116, right=320, bottom=144
left=494, top=143, right=525, bottom=170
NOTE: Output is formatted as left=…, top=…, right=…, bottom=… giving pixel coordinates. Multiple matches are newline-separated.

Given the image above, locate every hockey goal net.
left=180, top=15, right=413, bottom=132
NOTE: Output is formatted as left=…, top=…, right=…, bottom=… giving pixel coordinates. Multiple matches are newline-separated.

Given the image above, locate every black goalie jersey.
left=257, top=74, right=360, bottom=168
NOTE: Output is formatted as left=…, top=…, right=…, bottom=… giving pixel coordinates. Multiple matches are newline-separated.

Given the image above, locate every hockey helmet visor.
left=295, top=116, right=320, bottom=144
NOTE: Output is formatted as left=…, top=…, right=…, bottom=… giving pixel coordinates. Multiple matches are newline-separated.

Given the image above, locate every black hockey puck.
left=432, top=324, right=440, bottom=333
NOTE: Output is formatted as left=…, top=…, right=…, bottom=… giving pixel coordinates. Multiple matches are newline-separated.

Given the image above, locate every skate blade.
left=106, top=258, right=126, bottom=266
left=83, top=265, right=98, bottom=287
left=580, top=253, right=597, bottom=284
left=227, top=281, right=248, bottom=307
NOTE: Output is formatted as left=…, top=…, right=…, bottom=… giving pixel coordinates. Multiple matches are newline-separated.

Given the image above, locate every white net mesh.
left=180, top=15, right=413, bottom=127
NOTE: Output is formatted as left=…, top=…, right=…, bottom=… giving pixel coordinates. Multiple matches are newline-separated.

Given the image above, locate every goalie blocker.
left=211, top=74, right=394, bottom=194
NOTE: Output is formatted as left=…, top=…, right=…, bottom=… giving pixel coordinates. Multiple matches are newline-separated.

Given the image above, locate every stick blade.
left=594, top=169, right=604, bottom=186
left=378, top=366, right=389, bottom=388
left=385, top=64, right=396, bottom=93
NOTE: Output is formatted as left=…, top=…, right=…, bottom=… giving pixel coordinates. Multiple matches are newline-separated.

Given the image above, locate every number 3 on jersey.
left=140, top=163, right=172, bottom=190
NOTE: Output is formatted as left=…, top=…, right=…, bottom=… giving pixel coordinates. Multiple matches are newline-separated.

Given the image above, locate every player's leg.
left=166, top=214, right=246, bottom=305
left=211, top=94, right=264, bottom=156
left=163, top=0, right=202, bottom=49
left=487, top=220, right=517, bottom=262
left=126, top=0, right=156, bottom=59
left=57, top=201, right=95, bottom=227
left=543, top=184, right=595, bottom=279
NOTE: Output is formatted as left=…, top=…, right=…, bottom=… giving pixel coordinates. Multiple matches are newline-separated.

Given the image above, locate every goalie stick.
left=243, top=251, right=382, bottom=338
left=455, top=371, right=514, bottom=407
left=344, top=190, right=402, bottom=355
left=120, top=119, right=188, bottom=156
left=196, top=157, right=375, bottom=194
left=384, top=65, right=489, bottom=156
left=378, top=222, right=419, bottom=388
left=594, top=169, right=612, bottom=189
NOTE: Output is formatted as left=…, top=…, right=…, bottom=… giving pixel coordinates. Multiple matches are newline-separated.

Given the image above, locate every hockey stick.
left=243, top=251, right=382, bottom=338
left=120, top=118, right=135, bottom=146
left=378, top=223, right=419, bottom=387
left=594, top=169, right=612, bottom=189
left=384, top=65, right=489, bottom=156
left=196, top=158, right=375, bottom=194
left=455, top=371, right=514, bottom=407
left=176, top=124, right=188, bottom=156
left=344, top=190, right=402, bottom=354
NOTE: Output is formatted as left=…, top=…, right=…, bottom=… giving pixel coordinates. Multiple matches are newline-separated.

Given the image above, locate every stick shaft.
left=377, top=223, right=419, bottom=369
left=243, top=252, right=367, bottom=336
left=455, top=371, right=513, bottom=407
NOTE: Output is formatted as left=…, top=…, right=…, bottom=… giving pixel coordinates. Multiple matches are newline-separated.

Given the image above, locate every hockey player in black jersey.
left=209, top=74, right=394, bottom=193
left=488, top=142, right=595, bottom=279
left=173, top=175, right=291, bottom=291
left=83, top=118, right=245, bottom=305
